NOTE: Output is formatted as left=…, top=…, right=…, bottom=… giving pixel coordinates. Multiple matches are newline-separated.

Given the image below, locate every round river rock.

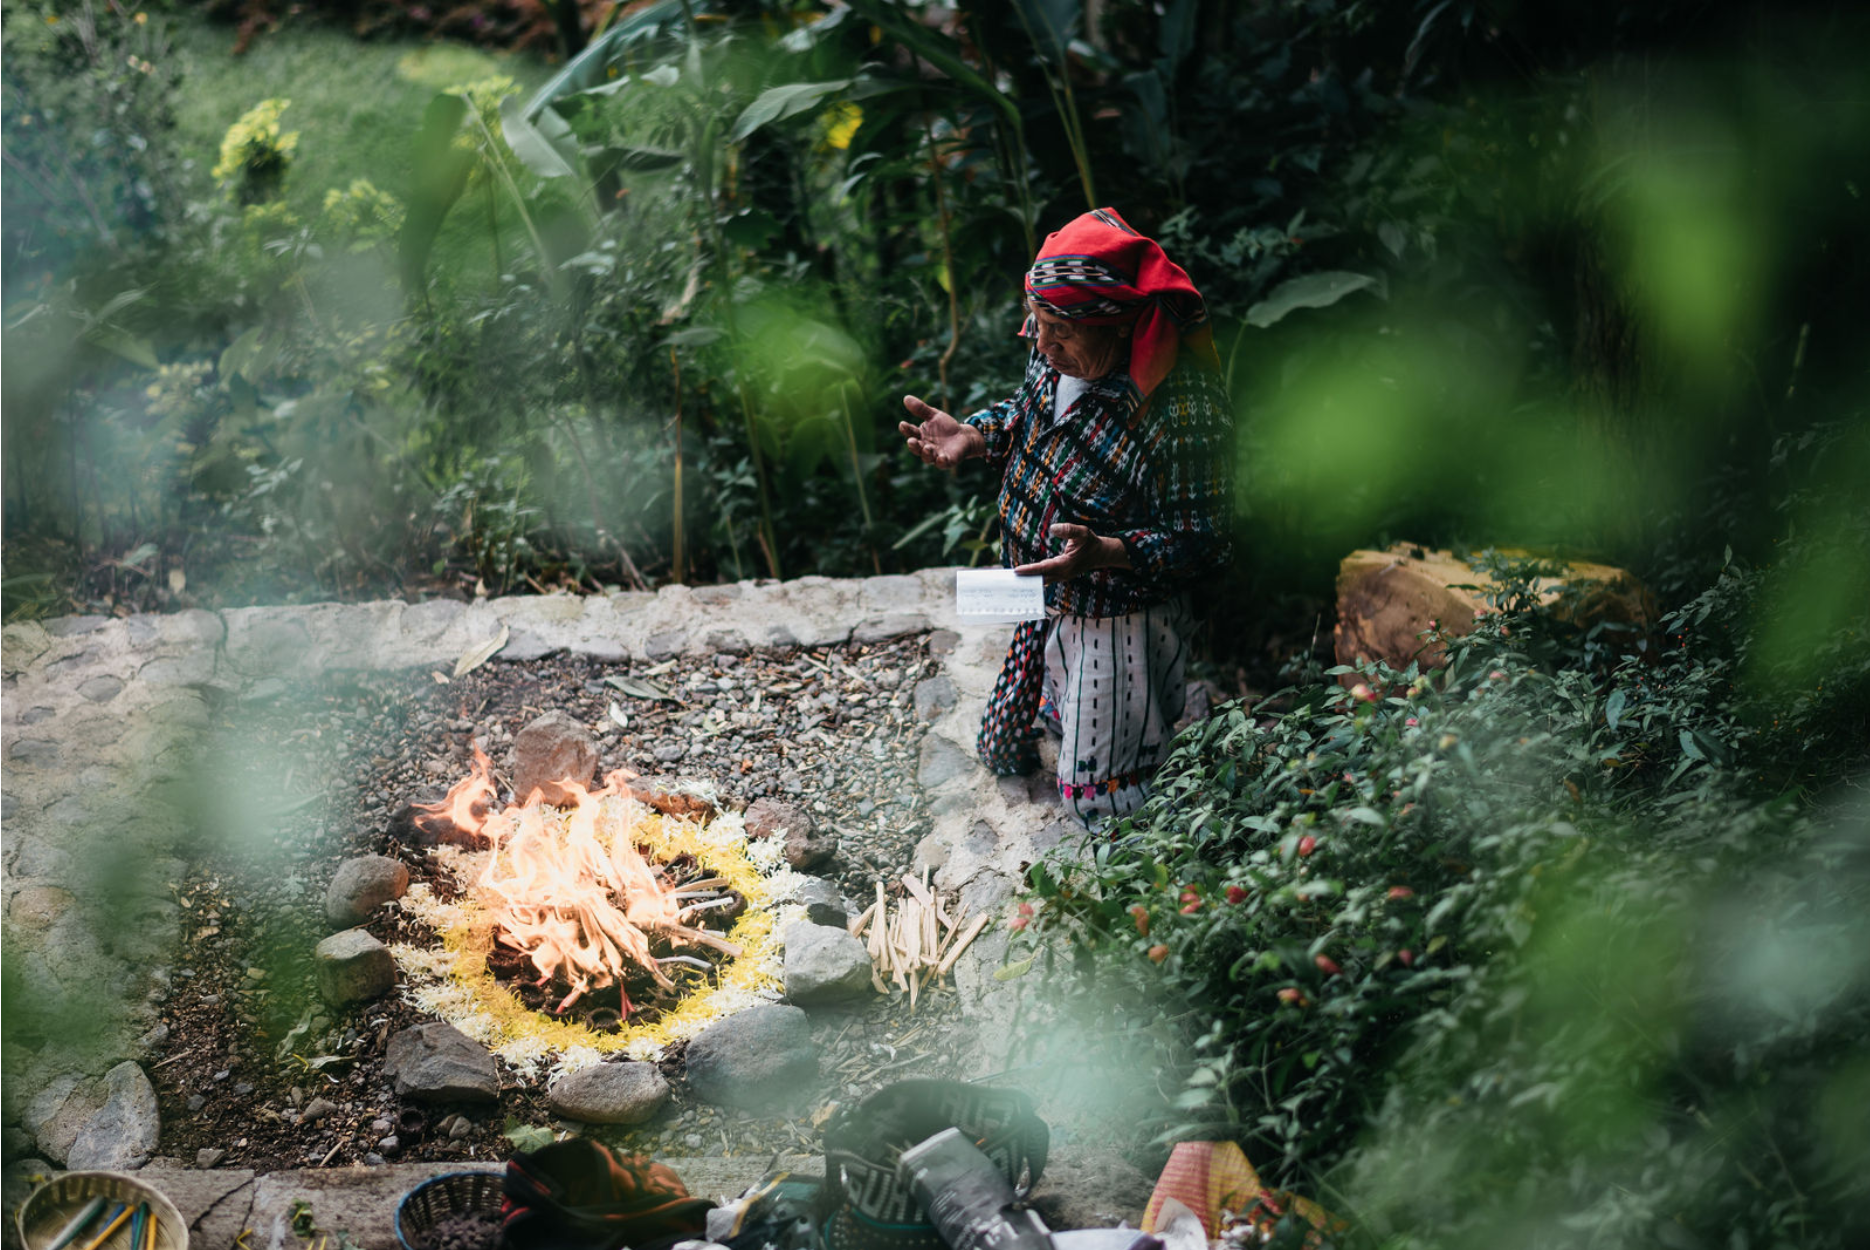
left=547, top=1060, right=670, bottom=1125
left=783, top=921, right=872, bottom=1004
left=324, top=854, right=410, bottom=928
left=683, top=1004, right=818, bottom=1111
left=314, top=929, right=396, bottom=1005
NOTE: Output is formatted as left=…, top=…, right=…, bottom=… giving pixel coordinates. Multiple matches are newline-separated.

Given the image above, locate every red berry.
left=1298, top=835, right=1317, bottom=858
left=1225, top=885, right=1247, bottom=904
left=1147, top=944, right=1169, bottom=963
left=1008, top=916, right=1029, bottom=931
left=1387, top=886, right=1414, bottom=900
left=1398, top=949, right=1415, bottom=967
left=1180, top=901, right=1202, bottom=914
left=1315, top=954, right=1341, bottom=976
left=1130, top=905, right=1150, bottom=936
left=1179, top=889, right=1201, bottom=904
left=1277, top=987, right=1305, bottom=1005
left=1016, top=902, right=1035, bottom=917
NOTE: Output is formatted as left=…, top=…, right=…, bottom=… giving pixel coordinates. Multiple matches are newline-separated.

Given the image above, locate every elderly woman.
left=899, top=208, right=1234, bottom=825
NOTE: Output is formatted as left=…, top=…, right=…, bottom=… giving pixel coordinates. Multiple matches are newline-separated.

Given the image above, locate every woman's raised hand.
left=899, top=396, right=985, bottom=470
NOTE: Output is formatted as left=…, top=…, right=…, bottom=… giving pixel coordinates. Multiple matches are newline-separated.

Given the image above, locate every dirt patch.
left=145, top=635, right=996, bottom=1171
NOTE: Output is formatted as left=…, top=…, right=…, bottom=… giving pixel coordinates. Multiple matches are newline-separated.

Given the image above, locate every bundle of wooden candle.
left=846, top=870, right=991, bottom=1006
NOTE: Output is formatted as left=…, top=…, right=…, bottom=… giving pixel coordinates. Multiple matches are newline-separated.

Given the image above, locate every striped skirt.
left=1042, top=599, right=1191, bottom=825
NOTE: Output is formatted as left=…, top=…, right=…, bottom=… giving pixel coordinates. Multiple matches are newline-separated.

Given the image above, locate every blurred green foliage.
left=1017, top=522, right=1868, bottom=1245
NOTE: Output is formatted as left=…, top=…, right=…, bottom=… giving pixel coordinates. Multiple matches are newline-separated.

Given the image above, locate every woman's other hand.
left=1014, top=523, right=1132, bottom=584
left=899, top=396, right=985, bottom=469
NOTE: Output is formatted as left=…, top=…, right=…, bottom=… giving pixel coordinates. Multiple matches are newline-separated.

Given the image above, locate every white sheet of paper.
left=955, top=568, right=1046, bottom=622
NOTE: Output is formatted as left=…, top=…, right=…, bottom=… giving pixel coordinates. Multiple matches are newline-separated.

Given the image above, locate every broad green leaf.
left=1246, top=271, right=1381, bottom=329
left=730, top=79, right=854, bottom=143
left=400, top=92, right=475, bottom=291
left=993, top=954, right=1037, bottom=981
left=594, top=144, right=685, bottom=173
left=1605, top=688, right=1627, bottom=730
left=503, top=1118, right=556, bottom=1153
left=219, top=326, right=272, bottom=387
left=661, top=327, right=724, bottom=349
left=499, top=96, right=579, bottom=180
left=83, top=323, right=158, bottom=369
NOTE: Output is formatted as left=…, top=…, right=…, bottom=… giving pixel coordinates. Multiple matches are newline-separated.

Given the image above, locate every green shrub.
left=1016, top=540, right=1870, bottom=1247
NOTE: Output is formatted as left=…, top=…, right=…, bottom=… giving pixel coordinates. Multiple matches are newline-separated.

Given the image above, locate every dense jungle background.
left=5, top=1, right=1868, bottom=1247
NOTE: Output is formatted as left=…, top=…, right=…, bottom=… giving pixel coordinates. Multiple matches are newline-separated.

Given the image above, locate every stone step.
left=22, top=1143, right=1149, bottom=1250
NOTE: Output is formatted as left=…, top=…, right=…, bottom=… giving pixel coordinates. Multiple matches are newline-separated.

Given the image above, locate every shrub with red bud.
left=1147, top=944, right=1169, bottom=963
left=1130, top=905, right=1150, bottom=936
left=1277, top=987, right=1307, bottom=1006
left=1387, top=886, right=1414, bottom=900
left=1350, top=683, right=1378, bottom=704
left=1398, top=949, right=1415, bottom=967
left=1225, top=885, right=1248, bottom=904
left=1298, top=835, right=1317, bottom=857
left=1315, top=953, right=1341, bottom=975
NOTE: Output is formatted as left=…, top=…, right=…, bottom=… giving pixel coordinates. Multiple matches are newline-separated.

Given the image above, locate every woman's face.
left=1028, top=300, right=1129, bottom=380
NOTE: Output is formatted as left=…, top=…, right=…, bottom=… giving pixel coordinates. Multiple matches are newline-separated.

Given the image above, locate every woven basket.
left=395, top=1171, right=504, bottom=1250
left=16, top=1171, right=190, bottom=1250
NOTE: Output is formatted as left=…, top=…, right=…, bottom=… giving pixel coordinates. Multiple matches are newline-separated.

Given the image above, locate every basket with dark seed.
left=396, top=1172, right=504, bottom=1250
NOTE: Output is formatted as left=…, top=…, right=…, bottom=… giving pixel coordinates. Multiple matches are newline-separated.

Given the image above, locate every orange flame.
left=417, top=750, right=740, bottom=1016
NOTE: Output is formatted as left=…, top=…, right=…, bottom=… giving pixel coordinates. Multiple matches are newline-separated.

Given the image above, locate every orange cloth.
left=1141, top=1142, right=1262, bottom=1239
left=1140, top=1142, right=1346, bottom=1247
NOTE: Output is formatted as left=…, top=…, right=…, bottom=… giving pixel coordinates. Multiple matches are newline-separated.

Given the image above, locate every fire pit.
left=390, top=752, right=795, bottom=1074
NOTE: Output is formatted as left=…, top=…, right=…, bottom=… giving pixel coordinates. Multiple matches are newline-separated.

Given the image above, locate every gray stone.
left=917, top=735, right=976, bottom=789
left=852, top=613, right=930, bottom=644
left=19, top=706, right=56, bottom=724
left=8, top=738, right=58, bottom=766
left=301, top=1098, right=338, bottom=1124
left=913, top=676, right=957, bottom=722
left=744, top=798, right=837, bottom=871
left=683, top=1004, right=818, bottom=1111
left=138, top=652, right=217, bottom=686
left=324, top=855, right=411, bottom=928
left=783, top=923, right=873, bottom=1005
left=197, top=1147, right=226, bottom=1168
left=314, top=930, right=397, bottom=1005
left=23, top=1075, right=94, bottom=1164
left=67, top=1062, right=160, bottom=1171
left=47, top=615, right=110, bottom=637
left=790, top=877, right=849, bottom=927
left=926, top=629, right=961, bottom=656
left=383, top=1022, right=499, bottom=1104
left=547, top=1061, right=670, bottom=1125
left=78, top=675, right=125, bottom=703
left=511, top=710, right=598, bottom=805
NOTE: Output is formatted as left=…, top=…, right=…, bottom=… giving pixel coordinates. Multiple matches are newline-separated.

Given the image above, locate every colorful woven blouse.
left=966, top=348, right=1234, bottom=619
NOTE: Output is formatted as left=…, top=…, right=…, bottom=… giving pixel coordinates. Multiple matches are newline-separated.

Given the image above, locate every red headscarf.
left=1023, top=207, right=1219, bottom=399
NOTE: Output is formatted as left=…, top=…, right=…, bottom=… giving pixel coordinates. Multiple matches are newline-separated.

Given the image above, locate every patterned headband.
left=1024, top=255, right=1136, bottom=320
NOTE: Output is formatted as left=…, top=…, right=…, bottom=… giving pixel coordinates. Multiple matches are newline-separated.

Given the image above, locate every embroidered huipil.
left=966, top=348, right=1234, bottom=617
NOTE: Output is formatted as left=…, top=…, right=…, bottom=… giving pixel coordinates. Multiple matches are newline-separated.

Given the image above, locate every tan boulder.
left=1333, top=543, right=1655, bottom=677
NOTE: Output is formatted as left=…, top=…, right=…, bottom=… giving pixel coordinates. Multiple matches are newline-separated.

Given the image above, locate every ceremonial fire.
left=411, top=751, right=743, bottom=1020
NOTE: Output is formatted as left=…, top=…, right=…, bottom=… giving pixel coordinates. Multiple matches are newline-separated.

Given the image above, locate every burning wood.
left=414, top=749, right=742, bottom=1019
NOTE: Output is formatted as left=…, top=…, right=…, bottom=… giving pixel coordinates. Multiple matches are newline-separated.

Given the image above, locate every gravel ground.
left=144, top=634, right=997, bottom=1173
